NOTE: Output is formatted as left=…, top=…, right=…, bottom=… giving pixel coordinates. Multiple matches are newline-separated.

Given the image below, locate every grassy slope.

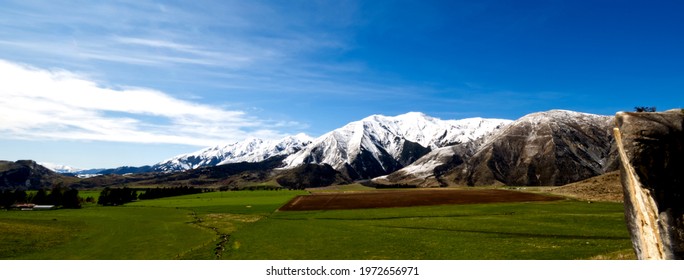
left=546, top=171, right=623, bottom=202
left=226, top=200, right=633, bottom=260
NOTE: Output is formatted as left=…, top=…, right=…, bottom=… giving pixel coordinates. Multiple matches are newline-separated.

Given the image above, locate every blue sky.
left=1, top=0, right=683, bottom=168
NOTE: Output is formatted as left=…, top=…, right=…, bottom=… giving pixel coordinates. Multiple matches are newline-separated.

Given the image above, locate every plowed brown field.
left=279, top=189, right=563, bottom=211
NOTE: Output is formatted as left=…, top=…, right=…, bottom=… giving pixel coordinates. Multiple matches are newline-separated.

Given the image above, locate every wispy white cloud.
left=0, top=0, right=369, bottom=100
left=0, top=59, right=293, bottom=146
left=0, top=1, right=350, bottom=69
left=110, top=36, right=254, bottom=67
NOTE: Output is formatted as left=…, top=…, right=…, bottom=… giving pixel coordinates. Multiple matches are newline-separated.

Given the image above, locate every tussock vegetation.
left=545, top=171, right=623, bottom=202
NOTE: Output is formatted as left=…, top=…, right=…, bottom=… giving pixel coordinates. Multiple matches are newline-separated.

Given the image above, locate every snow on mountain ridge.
left=154, top=134, right=313, bottom=172
left=476, top=109, right=613, bottom=151
left=283, top=112, right=512, bottom=179
left=39, top=162, right=82, bottom=173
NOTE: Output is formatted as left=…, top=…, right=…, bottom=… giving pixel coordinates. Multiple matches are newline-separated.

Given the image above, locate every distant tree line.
left=97, top=187, right=138, bottom=206
left=0, top=186, right=81, bottom=209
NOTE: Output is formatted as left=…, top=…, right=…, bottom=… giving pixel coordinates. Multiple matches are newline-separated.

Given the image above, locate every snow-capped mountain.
left=39, top=162, right=82, bottom=173
left=282, top=112, right=512, bottom=179
left=374, top=110, right=617, bottom=187
left=153, top=133, right=313, bottom=172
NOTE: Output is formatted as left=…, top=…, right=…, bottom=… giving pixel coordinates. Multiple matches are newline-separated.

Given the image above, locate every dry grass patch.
left=546, top=171, right=623, bottom=203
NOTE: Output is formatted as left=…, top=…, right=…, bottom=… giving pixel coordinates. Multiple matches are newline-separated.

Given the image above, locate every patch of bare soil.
left=279, top=189, right=562, bottom=211
left=546, top=171, right=623, bottom=203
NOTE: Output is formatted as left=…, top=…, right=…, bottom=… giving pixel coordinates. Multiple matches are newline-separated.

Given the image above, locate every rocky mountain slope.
left=282, top=112, right=512, bottom=180
left=371, top=144, right=473, bottom=187
left=374, top=110, right=618, bottom=187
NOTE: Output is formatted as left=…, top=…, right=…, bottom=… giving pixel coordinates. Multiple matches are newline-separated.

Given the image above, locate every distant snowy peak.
left=283, top=112, right=512, bottom=179
left=39, top=162, right=82, bottom=173
left=217, top=133, right=313, bottom=165
left=154, top=134, right=313, bottom=172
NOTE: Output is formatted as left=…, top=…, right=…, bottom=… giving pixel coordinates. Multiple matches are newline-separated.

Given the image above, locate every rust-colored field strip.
left=278, top=189, right=563, bottom=211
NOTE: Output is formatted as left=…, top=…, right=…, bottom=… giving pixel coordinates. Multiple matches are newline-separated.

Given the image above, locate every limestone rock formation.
left=614, top=109, right=684, bottom=259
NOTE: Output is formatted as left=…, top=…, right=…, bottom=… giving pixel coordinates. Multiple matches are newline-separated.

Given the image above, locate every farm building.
left=10, top=203, right=35, bottom=210
left=9, top=203, right=56, bottom=210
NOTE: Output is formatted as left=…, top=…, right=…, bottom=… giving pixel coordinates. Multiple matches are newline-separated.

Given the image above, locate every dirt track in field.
left=278, top=189, right=563, bottom=211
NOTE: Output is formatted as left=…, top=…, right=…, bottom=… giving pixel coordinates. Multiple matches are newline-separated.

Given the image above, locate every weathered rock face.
left=452, top=110, right=616, bottom=186
left=614, top=109, right=684, bottom=259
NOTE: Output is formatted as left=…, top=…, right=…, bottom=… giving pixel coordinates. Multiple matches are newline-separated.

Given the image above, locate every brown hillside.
left=545, top=171, right=623, bottom=202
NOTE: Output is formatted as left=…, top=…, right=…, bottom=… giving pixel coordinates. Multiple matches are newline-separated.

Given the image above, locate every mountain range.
left=373, top=110, right=617, bottom=187
left=281, top=112, right=511, bottom=180
left=23, top=109, right=620, bottom=189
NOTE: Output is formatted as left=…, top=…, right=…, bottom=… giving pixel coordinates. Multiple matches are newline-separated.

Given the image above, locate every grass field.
left=1, top=189, right=634, bottom=260
left=226, top=200, right=632, bottom=259
left=1, top=190, right=306, bottom=259
left=0, top=207, right=214, bottom=259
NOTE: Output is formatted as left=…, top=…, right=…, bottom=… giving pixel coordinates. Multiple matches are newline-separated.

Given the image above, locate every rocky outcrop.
left=614, top=109, right=684, bottom=259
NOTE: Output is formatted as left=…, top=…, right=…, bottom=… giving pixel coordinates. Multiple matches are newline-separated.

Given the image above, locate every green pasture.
left=131, top=189, right=307, bottom=214
left=0, top=206, right=213, bottom=259
left=0, top=190, right=306, bottom=260
left=1, top=189, right=633, bottom=260
left=226, top=200, right=633, bottom=260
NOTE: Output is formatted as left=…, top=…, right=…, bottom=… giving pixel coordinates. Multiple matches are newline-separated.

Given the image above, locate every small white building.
left=33, top=205, right=56, bottom=210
